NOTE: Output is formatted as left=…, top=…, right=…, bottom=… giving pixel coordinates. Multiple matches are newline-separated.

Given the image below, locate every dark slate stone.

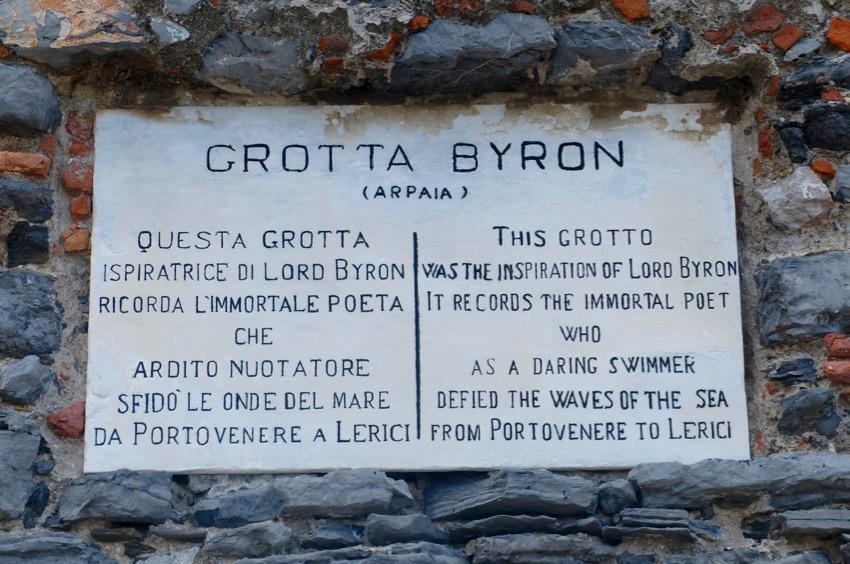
left=237, top=542, right=469, bottom=563
left=755, top=251, right=850, bottom=345
left=200, top=32, right=306, bottom=94
left=550, top=20, right=658, bottom=84
left=771, top=359, right=818, bottom=386
left=7, top=222, right=48, bottom=267
left=0, top=180, right=53, bottom=222
left=203, top=521, right=291, bottom=558
left=777, top=125, right=809, bottom=164
left=0, top=64, right=60, bottom=135
left=630, top=453, right=850, bottom=510
left=34, top=458, right=55, bottom=475
left=391, top=14, right=555, bottom=94
left=598, top=478, right=638, bottom=515
left=618, top=508, right=690, bottom=528
left=644, top=22, right=722, bottom=95
left=779, top=509, right=850, bottom=537
left=0, top=408, right=41, bottom=520
left=619, top=554, right=656, bottom=564
left=661, top=548, right=762, bottom=563
left=836, top=166, right=850, bottom=203
left=558, top=516, right=604, bottom=536
left=778, top=388, right=840, bottom=438
left=25, top=482, right=50, bottom=517
left=445, top=515, right=558, bottom=542
left=804, top=104, right=850, bottom=151
left=124, top=542, right=156, bottom=559
left=58, top=470, right=173, bottom=524
left=90, top=528, right=145, bottom=542
left=0, top=271, right=61, bottom=357
left=365, top=514, right=448, bottom=546
left=773, top=553, right=832, bottom=564
left=603, top=525, right=697, bottom=543
left=471, top=534, right=615, bottom=564
left=276, top=468, right=413, bottom=518
left=426, top=470, right=596, bottom=520
left=149, top=526, right=208, bottom=543
left=193, top=483, right=284, bottom=528
left=842, top=542, right=850, bottom=564
left=0, top=531, right=116, bottom=564
left=137, top=547, right=198, bottom=563
left=301, top=523, right=364, bottom=550
left=0, top=355, right=54, bottom=405
left=781, top=56, right=850, bottom=107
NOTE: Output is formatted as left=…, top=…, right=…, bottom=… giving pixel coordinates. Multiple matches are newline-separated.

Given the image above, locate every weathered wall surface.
left=2, top=0, right=850, bottom=562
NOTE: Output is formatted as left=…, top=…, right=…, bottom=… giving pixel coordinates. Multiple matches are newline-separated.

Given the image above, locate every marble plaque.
left=85, top=104, right=748, bottom=472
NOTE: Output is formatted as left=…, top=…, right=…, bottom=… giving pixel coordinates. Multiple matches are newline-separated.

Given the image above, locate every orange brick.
left=772, top=23, right=805, bottom=51
left=408, top=15, right=430, bottom=31
left=41, top=135, right=58, bottom=157
left=69, top=138, right=92, bottom=158
left=63, top=224, right=91, bottom=252
left=323, top=57, right=344, bottom=69
left=824, top=360, right=850, bottom=384
left=612, top=0, right=649, bottom=20
left=435, top=0, right=453, bottom=17
left=47, top=401, right=85, bottom=439
left=362, top=32, right=400, bottom=62
left=458, top=0, right=484, bottom=17
left=69, top=194, right=92, bottom=220
left=753, top=158, right=762, bottom=177
left=0, top=46, right=9, bottom=58
left=811, top=159, right=836, bottom=179
left=742, top=4, right=785, bottom=36
left=0, top=151, right=51, bottom=178
left=723, top=45, right=740, bottom=54
left=825, top=333, right=850, bottom=357
left=704, top=22, right=735, bottom=45
left=828, top=17, right=850, bottom=52
left=822, top=87, right=844, bottom=101
left=758, top=126, right=773, bottom=158
left=507, top=0, right=536, bottom=14
left=767, top=75, right=780, bottom=96
left=61, top=161, right=94, bottom=194
left=318, top=35, right=348, bottom=53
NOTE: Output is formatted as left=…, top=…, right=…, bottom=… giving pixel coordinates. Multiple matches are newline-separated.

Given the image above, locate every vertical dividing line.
left=413, top=232, right=422, bottom=440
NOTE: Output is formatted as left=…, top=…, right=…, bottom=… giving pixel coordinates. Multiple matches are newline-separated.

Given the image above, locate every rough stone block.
left=275, top=468, right=413, bottom=518
left=0, top=531, right=116, bottom=563
left=780, top=509, right=850, bottom=537
left=445, top=515, right=558, bottom=542
left=6, top=222, right=49, bottom=268
left=301, top=523, right=363, bottom=550
left=58, top=469, right=173, bottom=524
left=237, top=542, right=468, bottom=563
left=835, top=165, right=850, bottom=202
left=598, top=479, right=638, bottom=515
left=804, top=104, right=850, bottom=151
left=759, top=166, right=832, bottom=230
left=0, top=355, right=53, bottom=405
left=200, top=32, right=306, bottom=94
left=756, top=251, right=850, bottom=345
left=827, top=332, right=850, bottom=357
left=193, top=483, right=283, bottom=528
left=391, top=14, right=555, bottom=94
left=203, top=522, right=291, bottom=558
left=151, top=18, right=190, bottom=46
left=0, top=152, right=50, bottom=179
left=0, top=408, right=41, bottom=520
left=365, top=514, right=448, bottom=546
left=777, top=125, right=809, bottom=163
left=471, top=534, right=615, bottom=563
left=0, top=64, right=60, bottom=135
left=778, top=388, right=840, bottom=438
left=425, top=470, right=596, bottom=520
left=0, top=180, right=53, bottom=223
left=770, top=359, right=817, bottom=386
left=0, top=270, right=61, bottom=358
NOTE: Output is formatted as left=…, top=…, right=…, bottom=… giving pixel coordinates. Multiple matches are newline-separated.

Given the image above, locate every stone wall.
left=2, top=0, right=850, bottom=561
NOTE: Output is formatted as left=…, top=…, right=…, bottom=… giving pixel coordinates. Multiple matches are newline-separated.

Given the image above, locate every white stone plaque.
left=86, top=104, right=749, bottom=472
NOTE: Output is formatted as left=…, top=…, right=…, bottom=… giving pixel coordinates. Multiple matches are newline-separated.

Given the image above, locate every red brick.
left=507, top=0, right=536, bottom=14
left=63, top=224, right=91, bottom=252
left=318, top=35, right=348, bottom=53
left=0, top=46, right=9, bottom=58
left=435, top=0, right=453, bottom=17
left=168, top=67, right=182, bottom=77
left=723, top=45, right=740, bottom=54
left=69, top=138, right=92, bottom=158
left=767, top=75, right=780, bottom=96
left=66, top=110, right=94, bottom=140
left=362, top=32, right=400, bottom=62
left=47, top=401, right=85, bottom=439
left=825, top=333, right=850, bottom=357
left=811, top=159, right=836, bottom=179
left=824, top=360, right=850, bottom=384
left=704, top=22, right=735, bottom=45
left=758, top=126, right=773, bottom=158
left=61, top=161, right=94, bottom=194
left=0, top=151, right=51, bottom=178
left=323, top=57, right=344, bottom=69
left=741, top=4, right=785, bottom=36
left=458, top=0, right=484, bottom=17
left=612, top=0, right=649, bottom=21
left=408, top=15, right=430, bottom=31
left=752, top=158, right=762, bottom=177
left=755, top=107, right=766, bottom=123
left=41, top=135, right=58, bottom=157
left=772, top=23, right=805, bottom=52
left=69, top=194, right=92, bottom=220
left=822, top=87, right=844, bottom=101
left=827, top=17, right=850, bottom=52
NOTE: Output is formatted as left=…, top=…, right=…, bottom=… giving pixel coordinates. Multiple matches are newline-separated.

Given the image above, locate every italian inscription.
left=85, top=104, right=749, bottom=472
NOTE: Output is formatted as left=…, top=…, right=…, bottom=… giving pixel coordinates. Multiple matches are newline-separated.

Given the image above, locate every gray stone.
left=365, top=514, right=448, bottom=546
left=0, top=271, right=61, bottom=357
left=203, top=521, right=291, bottom=557
left=58, top=470, right=173, bottom=524
left=661, top=548, right=762, bottom=563
left=603, top=508, right=722, bottom=543
left=200, top=32, right=306, bottom=94
left=0, top=0, right=146, bottom=67
left=804, top=104, right=850, bottom=151
left=759, top=166, right=832, bottom=231
left=0, top=355, right=54, bottom=405
left=0, top=65, right=60, bottom=135
left=445, top=515, right=558, bottom=542
left=778, top=388, right=840, bottom=438
left=603, top=525, right=698, bottom=543
left=550, top=20, right=659, bottom=84
left=777, top=126, right=809, bottom=164
left=558, top=516, right=604, bottom=536
left=238, top=542, right=469, bottom=563
left=0, top=531, right=116, bottom=563
left=785, top=56, right=850, bottom=92
left=166, top=0, right=202, bottom=14
left=771, top=359, right=818, bottom=386
left=138, top=547, right=199, bottom=564
left=780, top=509, right=850, bottom=537
left=773, top=553, right=832, bottom=564
left=7, top=222, right=49, bottom=268
left=471, top=534, right=616, bottom=564
left=276, top=468, right=413, bottom=518
left=0, top=180, right=53, bottom=223
left=0, top=408, right=41, bottom=520
left=618, top=508, right=691, bottom=528
left=842, top=542, right=850, bottom=564
left=391, top=14, right=555, bottom=94
left=425, top=470, right=596, bottom=520
left=756, top=251, right=850, bottom=345
left=785, top=39, right=821, bottom=62
left=619, top=554, right=656, bottom=564
left=630, top=453, right=850, bottom=510
left=90, top=528, right=145, bottom=542
left=598, top=479, right=638, bottom=515
left=149, top=526, right=208, bottom=543
left=150, top=18, right=190, bottom=46
left=193, top=483, right=284, bottom=527
left=836, top=166, right=850, bottom=203
left=301, top=523, right=364, bottom=550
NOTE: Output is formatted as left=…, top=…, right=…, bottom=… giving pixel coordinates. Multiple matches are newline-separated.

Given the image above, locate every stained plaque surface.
left=86, top=104, right=748, bottom=472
